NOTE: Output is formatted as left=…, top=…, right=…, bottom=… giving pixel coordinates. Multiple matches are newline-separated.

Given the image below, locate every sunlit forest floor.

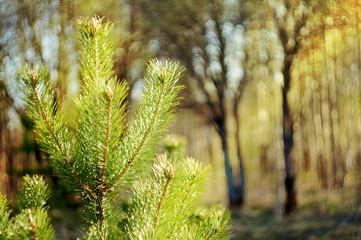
left=231, top=186, right=361, bottom=240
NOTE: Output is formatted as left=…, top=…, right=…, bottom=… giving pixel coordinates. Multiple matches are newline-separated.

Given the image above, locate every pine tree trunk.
left=234, top=102, right=245, bottom=206
left=282, top=58, right=297, bottom=213
left=217, top=118, right=244, bottom=208
left=0, top=90, right=10, bottom=196
left=274, top=83, right=283, bottom=221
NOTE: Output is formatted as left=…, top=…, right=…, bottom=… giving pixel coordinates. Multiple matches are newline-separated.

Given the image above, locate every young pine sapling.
left=0, top=16, right=231, bottom=239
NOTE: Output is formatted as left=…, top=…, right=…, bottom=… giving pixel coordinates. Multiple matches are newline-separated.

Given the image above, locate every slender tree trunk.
left=273, top=82, right=283, bottom=221
left=234, top=101, right=245, bottom=206
left=216, top=117, right=244, bottom=208
left=354, top=0, right=361, bottom=178
left=282, top=57, right=297, bottom=213
left=0, top=88, right=10, bottom=195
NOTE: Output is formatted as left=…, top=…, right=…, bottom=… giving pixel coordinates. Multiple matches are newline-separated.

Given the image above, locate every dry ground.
left=231, top=187, right=361, bottom=240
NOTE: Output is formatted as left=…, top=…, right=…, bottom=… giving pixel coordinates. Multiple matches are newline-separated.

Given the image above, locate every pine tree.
left=0, top=16, right=231, bottom=239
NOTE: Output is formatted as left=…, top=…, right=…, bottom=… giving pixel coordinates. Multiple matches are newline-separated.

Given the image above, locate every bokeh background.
left=1, top=0, right=361, bottom=239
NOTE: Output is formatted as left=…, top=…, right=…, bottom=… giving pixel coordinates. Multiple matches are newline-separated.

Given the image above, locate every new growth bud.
left=106, top=86, right=114, bottom=101
left=217, top=210, right=223, bottom=219
left=166, top=165, right=175, bottom=179
left=31, top=70, right=39, bottom=85
left=160, top=68, right=168, bottom=82
left=28, top=221, right=37, bottom=233
left=89, top=16, right=102, bottom=36
left=27, top=209, right=38, bottom=233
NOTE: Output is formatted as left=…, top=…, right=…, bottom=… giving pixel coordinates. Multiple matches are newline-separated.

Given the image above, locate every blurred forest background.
left=1, top=0, right=361, bottom=239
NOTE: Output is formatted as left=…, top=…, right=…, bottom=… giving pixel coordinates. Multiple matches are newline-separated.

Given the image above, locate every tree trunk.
left=217, top=118, right=244, bottom=208
left=282, top=58, right=297, bottom=213
left=273, top=82, right=283, bottom=221
left=234, top=102, right=245, bottom=206
left=0, top=89, right=10, bottom=196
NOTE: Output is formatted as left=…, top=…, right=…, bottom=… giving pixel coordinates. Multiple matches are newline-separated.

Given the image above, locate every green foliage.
left=17, top=174, right=51, bottom=210
left=0, top=193, right=11, bottom=237
left=8, top=207, right=55, bottom=240
left=190, top=205, right=231, bottom=239
left=0, top=175, right=55, bottom=240
left=122, top=155, right=211, bottom=239
left=1, top=16, right=232, bottom=239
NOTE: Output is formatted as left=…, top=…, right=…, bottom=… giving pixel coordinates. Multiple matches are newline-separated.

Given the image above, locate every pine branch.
left=32, top=81, right=93, bottom=197
left=189, top=207, right=231, bottom=240
left=31, top=78, right=62, bottom=155
left=9, top=208, right=55, bottom=240
left=165, top=158, right=211, bottom=239
left=93, top=87, right=114, bottom=232
left=167, top=178, right=195, bottom=238
left=5, top=175, right=55, bottom=240
left=109, top=60, right=184, bottom=188
left=76, top=17, right=123, bottom=190
left=75, top=18, right=125, bottom=231
left=17, top=66, right=94, bottom=198
left=27, top=209, right=39, bottom=240
left=101, top=86, right=113, bottom=188
left=65, top=156, right=95, bottom=199
left=17, top=175, right=50, bottom=210
left=113, top=75, right=166, bottom=184
left=121, top=155, right=174, bottom=239
left=122, top=155, right=212, bottom=239
left=152, top=165, right=174, bottom=238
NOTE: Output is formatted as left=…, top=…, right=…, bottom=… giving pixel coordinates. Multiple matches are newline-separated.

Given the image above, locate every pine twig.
left=168, top=180, right=195, bottom=238
left=151, top=165, right=174, bottom=238
left=100, top=86, right=113, bottom=187
left=31, top=73, right=94, bottom=199
left=27, top=209, right=39, bottom=240
left=109, top=79, right=166, bottom=188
